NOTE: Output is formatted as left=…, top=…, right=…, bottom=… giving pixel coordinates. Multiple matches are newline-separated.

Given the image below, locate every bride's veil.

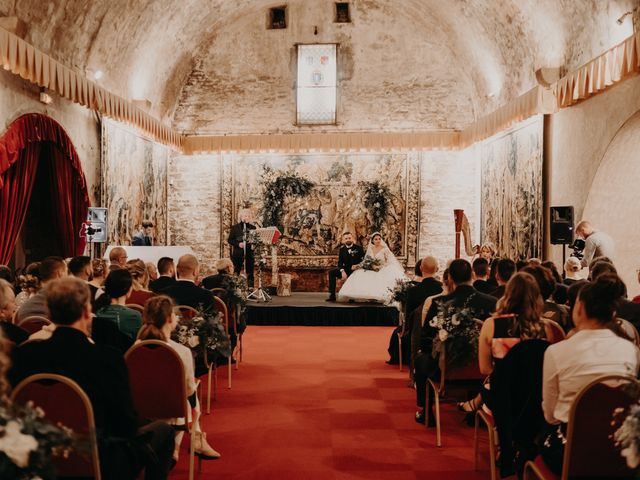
left=366, top=232, right=403, bottom=269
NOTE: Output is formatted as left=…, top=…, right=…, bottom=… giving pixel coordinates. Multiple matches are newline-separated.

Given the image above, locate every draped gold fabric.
left=2, top=25, right=638, bottom=153
left=555, top=32, right=640, bottom=108
left=0, top=27, right=182, bottom=148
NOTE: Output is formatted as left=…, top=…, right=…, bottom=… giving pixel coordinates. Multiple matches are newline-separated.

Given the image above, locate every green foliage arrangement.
left=260, top=167, right=315, bottom=228
left=359, top=181, right=390, bottom=232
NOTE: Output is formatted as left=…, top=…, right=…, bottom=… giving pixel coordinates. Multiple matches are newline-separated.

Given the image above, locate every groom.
left=327, top=232, right=365, bottom=302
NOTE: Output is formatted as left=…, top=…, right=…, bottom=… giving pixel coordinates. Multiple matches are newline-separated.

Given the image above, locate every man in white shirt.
left=575, top=220, right=615, bottom=269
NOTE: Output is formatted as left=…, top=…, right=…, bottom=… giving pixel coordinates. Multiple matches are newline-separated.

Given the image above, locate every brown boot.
left=193, top=431, right=221, bottom=459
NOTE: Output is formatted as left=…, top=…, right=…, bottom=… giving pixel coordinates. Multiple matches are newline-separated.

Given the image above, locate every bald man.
left=387, top=256, right=443, bottom=365
left=575, top=221, right=615, bottom=268
left=108, top=247, right=128, bottom=272
left=160, top=254, right=215, bottom=311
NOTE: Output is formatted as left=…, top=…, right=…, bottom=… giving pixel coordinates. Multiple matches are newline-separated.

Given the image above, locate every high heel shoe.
left=457, top=396, right=481, bottom=413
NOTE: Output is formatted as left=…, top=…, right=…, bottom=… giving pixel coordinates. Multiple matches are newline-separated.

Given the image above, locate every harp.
left=454, top=209, right=478, bottom=259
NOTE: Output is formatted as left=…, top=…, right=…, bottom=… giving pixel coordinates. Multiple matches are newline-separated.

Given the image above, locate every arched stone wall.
left=583, top=110, right=640, bottom=297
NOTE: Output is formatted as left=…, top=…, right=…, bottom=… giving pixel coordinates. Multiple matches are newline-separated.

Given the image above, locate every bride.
left=338, top=232, right=407, bottom=303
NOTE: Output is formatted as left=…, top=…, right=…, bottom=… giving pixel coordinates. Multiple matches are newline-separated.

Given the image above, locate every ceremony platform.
left=246, top=292, right=399, bottom=327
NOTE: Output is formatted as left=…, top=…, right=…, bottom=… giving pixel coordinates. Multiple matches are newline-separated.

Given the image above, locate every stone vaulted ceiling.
left=1, top=0, right=638, bottom=135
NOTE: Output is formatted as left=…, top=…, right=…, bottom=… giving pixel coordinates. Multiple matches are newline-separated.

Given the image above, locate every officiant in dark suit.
left=228, top=208, right=256, bottom=288
left=327, top=231, right=365, bottom=302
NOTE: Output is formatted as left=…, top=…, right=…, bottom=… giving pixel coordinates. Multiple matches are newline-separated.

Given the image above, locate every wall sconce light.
left=39, top=87, right=52, bottom=105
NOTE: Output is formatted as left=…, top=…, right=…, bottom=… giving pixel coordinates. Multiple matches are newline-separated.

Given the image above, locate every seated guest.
left=138, top=296, right=221, bottom=460
left=387, top=256, right=443, bottom=365
left=132, top=220, right=154, bottom=246
left=126, top=259, right=156, bottom=306
left=201, top=258, right=235, bottom=291
left=541, top=274, right=639, bottom=474
left=68, top=256, right=98, bottom=304
left=411, top=259, right=423, bottom=283
left=162, top=255, right=215, bottom=312
left=150, top=257, right=176, bottom=293
left=0, top=279, right=28, bottom=345
left=587, top=255, right=613, bottom=280
left=94, top=270, right=142, bottom=342
left=563, top=256, right=582, bottom=285
left=9, top=277, right=175, bottom=479
left=90, top=258, right=107, bottom=290
left=109, top=246, right=128, bottom=272
left=488, top=258, right=500, bottom=288
left=459, top=272, right=552, bottom=413
left=542, top=260, right=568, bottom=305
left=490, top=258, right=516, bottom=299
left=0, top=265, right=14, bottom=284
left=522, top=265, right=570, bottom=332
left=15, top=257, right=67, bottom=324
left=14, top=262, right=41, bottom=309
left=472, top=258, right=494, bottom=294
left=591, top=261, right=640, bottom=327
left=146, top=262, right=159, bottom=282
left=414, top=259, right=496, bottom=425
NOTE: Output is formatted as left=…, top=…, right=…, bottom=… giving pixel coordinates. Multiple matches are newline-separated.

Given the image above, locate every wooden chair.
left=396, top=305, right=407, bottom=373
left=18, top=315, right=52, bottom=335
left=212, top=296, right=232, bottom=390
left=619, top=318, right=640, bottom=347
left=542, top=318, right=565, bottom=344
left=426, top=325, right=484, bottom=447
left=11, top=373, right=102, bottom=479
left=125, top=303, right=144, bottom=313
left=177, top=305, right=199, bottom=319
left=211, top=288, right=242, bottom=368
left=474, top=409, right=498, bottom=480
left=524, top=374, right=639, bottom=480
left=125, top=340, right=196, bottom=480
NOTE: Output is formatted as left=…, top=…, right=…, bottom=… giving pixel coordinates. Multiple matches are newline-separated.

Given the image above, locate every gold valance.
left=0, top=27, right=182, bottom=148
left=555, top=32, right=640, bottom=108
left=4, top=24, right=639, bottom=153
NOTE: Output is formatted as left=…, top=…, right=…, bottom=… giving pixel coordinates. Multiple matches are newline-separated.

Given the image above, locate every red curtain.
left=0, top=114, right=90, bottom=264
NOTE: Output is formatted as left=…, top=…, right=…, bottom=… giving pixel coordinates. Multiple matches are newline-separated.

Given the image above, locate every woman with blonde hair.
left=125, top=259, right=156, bottom=306
left=138, top=295, right=220, bottom=461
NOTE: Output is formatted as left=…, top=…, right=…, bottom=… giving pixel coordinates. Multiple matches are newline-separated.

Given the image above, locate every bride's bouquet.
left=359, top=255, right=382, bottom=272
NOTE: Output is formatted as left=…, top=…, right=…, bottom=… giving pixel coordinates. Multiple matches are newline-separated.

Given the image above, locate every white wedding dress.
left=338, top=237, right=407, bottom=303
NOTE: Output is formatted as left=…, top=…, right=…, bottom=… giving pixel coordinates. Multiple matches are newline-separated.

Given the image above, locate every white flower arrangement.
left=614, top=403, right=640, bottom=469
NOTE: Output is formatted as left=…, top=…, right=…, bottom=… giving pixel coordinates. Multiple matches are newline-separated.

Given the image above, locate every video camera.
left=568, top=238, right=585, bottom=260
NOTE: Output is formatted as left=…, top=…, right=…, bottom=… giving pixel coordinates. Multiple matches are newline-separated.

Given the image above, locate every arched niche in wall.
left=583, top=110, right=640, bottom=297
left=0, top=113, right=91, bottom=264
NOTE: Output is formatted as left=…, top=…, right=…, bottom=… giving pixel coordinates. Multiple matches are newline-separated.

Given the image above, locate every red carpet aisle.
left=172, top=327, right=489, bottom=479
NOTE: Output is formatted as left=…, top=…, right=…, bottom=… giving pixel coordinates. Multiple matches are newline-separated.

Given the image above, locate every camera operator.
left=575, top=220, right=615, bottom=268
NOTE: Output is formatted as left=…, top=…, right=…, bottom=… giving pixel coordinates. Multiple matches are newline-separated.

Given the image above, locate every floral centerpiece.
left=359, top=181, right=390, bottom=232
left=260, top=167, right=315, bottom=229
left=218, top=275, right=248, bottom=334
left=0, top=401, right=76, bottom=480
left=387, top=278, right=413, bottom=306
left=614, top=402, right=640, bottom=471
left=359, top=255, right=382, bottom=272
left=172, top=308, right=231, bottom=360
left=428, top=295, right=481, bottom=367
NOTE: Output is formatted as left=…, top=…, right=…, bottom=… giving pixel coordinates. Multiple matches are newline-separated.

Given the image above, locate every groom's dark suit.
left=328, top=243, right=365, bottom=299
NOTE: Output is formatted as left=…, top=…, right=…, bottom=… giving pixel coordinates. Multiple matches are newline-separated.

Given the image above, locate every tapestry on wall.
left=481, top=116, right=543, bottom=260
left=101, top=119, right=169, bottom=245
left=221, top=153, right=420, bottom=267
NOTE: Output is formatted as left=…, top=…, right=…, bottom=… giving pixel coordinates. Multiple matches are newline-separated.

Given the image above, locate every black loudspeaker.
left=550, top=206, right=574, bottom=245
